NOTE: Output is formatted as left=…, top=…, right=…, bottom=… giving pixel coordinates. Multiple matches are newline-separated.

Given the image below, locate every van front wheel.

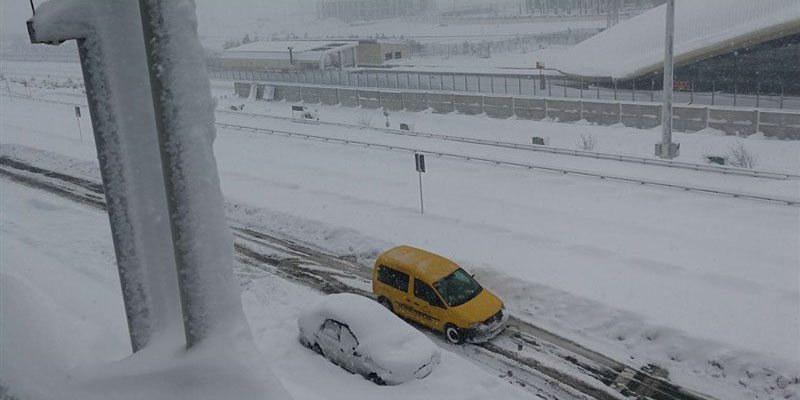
left=444, top=324, right=464, bottom=345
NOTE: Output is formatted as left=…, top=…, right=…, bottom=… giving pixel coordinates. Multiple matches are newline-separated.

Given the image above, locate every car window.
left=414, top=278, right=445, bottom=308
left=434, top=268, right=483, bottom=307
left=339, top=325, right=359, bottom=352
left=320, top=319, right=341, bottom=340
left=377, top=265, right=409, bottom=292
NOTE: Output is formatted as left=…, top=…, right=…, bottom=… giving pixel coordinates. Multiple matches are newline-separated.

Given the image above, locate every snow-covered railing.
left=215, top=121, right=800, bottom=206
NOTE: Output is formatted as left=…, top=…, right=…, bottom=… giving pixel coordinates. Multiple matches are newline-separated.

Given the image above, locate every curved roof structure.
left=554, top=0, right=800, bottom=80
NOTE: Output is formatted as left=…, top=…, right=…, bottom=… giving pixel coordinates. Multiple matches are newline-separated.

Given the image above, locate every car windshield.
left=433, top=269, right=482, bottom=307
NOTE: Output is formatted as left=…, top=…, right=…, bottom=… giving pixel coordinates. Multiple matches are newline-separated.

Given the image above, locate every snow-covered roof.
left=222, top=40, right=358, bottom=62
left=554, top=0, right=800, bottom=80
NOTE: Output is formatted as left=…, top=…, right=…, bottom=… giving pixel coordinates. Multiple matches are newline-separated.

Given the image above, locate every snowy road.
left=0, top=152, right=714, bottom=400
left=1, top=88, right=797, bottom=400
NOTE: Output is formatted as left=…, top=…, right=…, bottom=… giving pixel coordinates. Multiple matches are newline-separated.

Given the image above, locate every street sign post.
left=74, top=106, right=83, bottom=142
left=657, top=0, right=680, bottom=159
left=415, top=153, right=425, bottom=214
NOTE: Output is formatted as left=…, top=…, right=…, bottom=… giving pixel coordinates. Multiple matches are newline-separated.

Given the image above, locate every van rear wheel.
left=378, top=297, right=393, bottom=313
left=444, top=324, right=464, bottom=345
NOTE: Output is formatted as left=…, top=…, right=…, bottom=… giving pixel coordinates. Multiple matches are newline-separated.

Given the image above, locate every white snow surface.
left=2, top=68, right=800, bottom=399
left=0, top=179, right=528, bottom=400
left=297, top=293, right=441, bottom=378
left=555, top=0, right=800, bottom=79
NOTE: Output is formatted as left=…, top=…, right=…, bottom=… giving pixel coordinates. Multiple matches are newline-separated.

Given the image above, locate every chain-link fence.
left=206, top=64, right=800, bottom=110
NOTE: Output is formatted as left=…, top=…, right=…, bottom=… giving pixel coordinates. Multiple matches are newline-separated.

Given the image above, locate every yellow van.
left=372, top=245, right=508, bottom=344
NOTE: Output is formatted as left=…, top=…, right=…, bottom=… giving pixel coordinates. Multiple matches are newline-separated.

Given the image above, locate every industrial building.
left=220, top=41, right=360, bottom=71
left=218, top=40, right=411, bottom=71
left=317, top=0, right=436, bottom=21
left=554, top=0, right=800, bottom=94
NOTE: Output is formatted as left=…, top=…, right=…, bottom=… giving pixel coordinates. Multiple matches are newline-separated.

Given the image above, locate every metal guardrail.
left=216, top=109, right=800, bottom=180
left=5, top=92, right=798, bottom=204
left=206, top=66, right=800, bottom=111
left=214, top=121, right=800, bottom=206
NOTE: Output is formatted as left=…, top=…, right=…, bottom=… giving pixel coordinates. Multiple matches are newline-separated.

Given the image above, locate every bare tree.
left=727, top=142, right=758, bottom=169
left=577, top=133, right=596, bottom=150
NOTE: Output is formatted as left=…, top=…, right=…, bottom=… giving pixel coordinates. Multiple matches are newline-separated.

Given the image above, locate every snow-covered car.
left=297, top=293, right=442, bottom=385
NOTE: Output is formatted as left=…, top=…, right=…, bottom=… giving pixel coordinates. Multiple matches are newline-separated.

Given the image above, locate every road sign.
left=415, top=154, right=426, bottom=214
left=291, top=105, right=304, bottom=112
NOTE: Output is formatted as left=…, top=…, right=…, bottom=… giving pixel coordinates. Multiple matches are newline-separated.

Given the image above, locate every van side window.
left=377, top=265, right=409, bottom=292
left=414, top=278, right=445, bottom=308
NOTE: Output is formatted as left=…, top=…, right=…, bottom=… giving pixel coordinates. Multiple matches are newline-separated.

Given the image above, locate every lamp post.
left=656, top=0, right=679, bottom=159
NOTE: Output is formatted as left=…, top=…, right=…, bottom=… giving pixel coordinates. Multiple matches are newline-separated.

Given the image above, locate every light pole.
left=656, top=0, right=679, bottom=159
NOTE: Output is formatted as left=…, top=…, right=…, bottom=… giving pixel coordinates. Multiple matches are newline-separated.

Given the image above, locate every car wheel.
left=312, top=343, right=324, bottom=356
left=378, top=297, right=393, bottom=313
left=444, top=324, right=464, bottom=345
left=367, top=372, right=386, bottom=386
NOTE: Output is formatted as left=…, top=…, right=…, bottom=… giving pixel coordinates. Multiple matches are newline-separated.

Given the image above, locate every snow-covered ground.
left=0, top=179, right=529, bottom=400
left=1, top=82, right=799, bottom=399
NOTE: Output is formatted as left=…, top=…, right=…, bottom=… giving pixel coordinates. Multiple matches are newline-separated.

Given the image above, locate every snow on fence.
left=234, top=81, right=800, bottom=140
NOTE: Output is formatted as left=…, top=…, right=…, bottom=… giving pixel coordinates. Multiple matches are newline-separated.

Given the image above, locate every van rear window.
left=377, top=265, right=409, bottom=292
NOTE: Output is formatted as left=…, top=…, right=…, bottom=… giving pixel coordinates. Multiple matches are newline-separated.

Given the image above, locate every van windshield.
left=433, top=269, right=482, bottom=307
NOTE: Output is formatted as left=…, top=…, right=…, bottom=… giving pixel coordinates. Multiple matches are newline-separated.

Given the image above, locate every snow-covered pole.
left=26, top=17, right=153, bottom=354
left=657, top=0, right=678, bottom=159
left=138, top=0, right=249, bottom=348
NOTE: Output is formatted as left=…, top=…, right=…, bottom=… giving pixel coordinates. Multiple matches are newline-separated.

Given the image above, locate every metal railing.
left=217, top=108, right=799, bottom=180
left=6, top=92, right=797, bottom=180
left=214, top=121, right=799, bottom=206
left=206, top=66, right=800, bottom=111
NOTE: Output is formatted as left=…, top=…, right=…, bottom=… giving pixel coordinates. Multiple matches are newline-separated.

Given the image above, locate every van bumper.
left=466, top=311, right=509, bottom=343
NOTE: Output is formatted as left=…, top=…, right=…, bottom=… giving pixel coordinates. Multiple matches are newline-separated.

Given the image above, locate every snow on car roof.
left=298, top=293, right=438, bottom=367
left=554, top=0, right=800, bottom=80
left=379, top=246, right=459, bottom=283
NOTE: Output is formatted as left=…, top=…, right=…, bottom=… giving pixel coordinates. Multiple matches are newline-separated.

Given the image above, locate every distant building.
left=218, top=39, right=411, bottom=71
left=220, top=41, right=360, bottom=71
left=317, top=0, right=436, bottom=22
left=356, top=40, right=410, bottom=67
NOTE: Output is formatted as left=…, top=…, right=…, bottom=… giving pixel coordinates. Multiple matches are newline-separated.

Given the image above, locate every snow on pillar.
left=27, top=0, right=181, bottom=353
left=138, top=0, right=251, bottom=348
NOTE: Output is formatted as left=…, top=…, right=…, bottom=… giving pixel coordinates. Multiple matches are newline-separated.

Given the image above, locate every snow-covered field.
left=2, top=79, right=799, bottom=399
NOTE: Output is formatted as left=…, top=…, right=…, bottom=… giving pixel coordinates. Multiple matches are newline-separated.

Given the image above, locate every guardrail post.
left=544, top=98, right=549, bottom=119
left=755, top=109, right=760, bottom=134
left=756, top=82, right=760, bottom=108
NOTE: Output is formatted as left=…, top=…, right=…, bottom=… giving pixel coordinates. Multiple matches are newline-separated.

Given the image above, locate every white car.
left=298, top=293, right=441, bottom=385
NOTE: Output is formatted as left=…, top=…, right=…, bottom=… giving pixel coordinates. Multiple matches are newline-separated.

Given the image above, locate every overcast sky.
left=1, top=0, right=492, bottom=40
left=1, top=0, right=318, bottom=38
